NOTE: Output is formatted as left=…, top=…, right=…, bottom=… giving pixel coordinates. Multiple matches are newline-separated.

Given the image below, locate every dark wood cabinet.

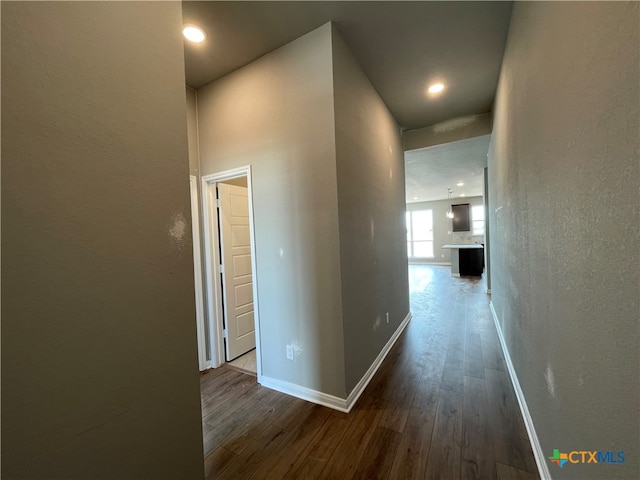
left=459, top=247, right=484, bottom=276
left=452, top=203, right=470, bottom=232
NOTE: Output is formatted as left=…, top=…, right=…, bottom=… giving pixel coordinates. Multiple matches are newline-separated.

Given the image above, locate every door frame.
left=201, top=166, right=262, bottom=382
left=190, top=175, right=209, bottom=371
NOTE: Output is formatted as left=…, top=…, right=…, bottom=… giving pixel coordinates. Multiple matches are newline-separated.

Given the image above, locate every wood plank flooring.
left=200, top=265, right=539, bottom=479
left=227, top=349, right=257, bottom=375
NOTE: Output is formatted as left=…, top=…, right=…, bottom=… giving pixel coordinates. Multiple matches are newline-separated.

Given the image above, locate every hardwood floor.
left=200, top=265, right=539, bottom=479
left=227, top=348, right=257, bottom=375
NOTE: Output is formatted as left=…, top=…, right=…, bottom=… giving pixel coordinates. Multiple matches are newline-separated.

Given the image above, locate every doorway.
left=201, top=166, right=262, bottom=381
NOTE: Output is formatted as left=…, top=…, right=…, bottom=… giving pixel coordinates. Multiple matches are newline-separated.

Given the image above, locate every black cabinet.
left=459, top=248, right=484, bottom=276
left=452, top=203, right=470, bottom=232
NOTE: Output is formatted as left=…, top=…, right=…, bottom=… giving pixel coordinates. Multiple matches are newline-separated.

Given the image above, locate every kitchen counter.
left=442, top=244, right=484, bottom=276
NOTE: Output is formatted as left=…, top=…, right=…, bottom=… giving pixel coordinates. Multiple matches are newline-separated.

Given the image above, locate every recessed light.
left=183, top=25, right=206, bottom=43
left=460, top=194, right=466, bottom=197
left=427, top=83, right=445, bottom=94
left=413, top=197, right=419, bottom=200
left=457, top=182, right=464, bottom=187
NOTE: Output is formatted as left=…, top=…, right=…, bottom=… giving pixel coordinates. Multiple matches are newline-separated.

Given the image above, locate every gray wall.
left=489, top=2, right=639, bottom=479
left=483, top=168, right=491, bottom=291
left=2, top=2, right=204, bottom=478
left=331, top=25, right=410, bottom=393
left=403, top=112, right=492, bottom=152
left=186, top=87, right=200, bottom=176
left=406, top=196, right=484, bottom=263
left=186, top=86, right=211, bottom=361
left=196, top=23, right=347, bottom=397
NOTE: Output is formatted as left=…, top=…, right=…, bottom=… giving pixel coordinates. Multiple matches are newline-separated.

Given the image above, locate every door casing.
left=201, top=166, right=262, bottom=382
left=190, top=175, right=209, bottom=371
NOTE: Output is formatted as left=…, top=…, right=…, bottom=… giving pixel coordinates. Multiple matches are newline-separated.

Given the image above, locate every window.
left=472, top=205, right=485, bottom=236
left=406, top=209, right=434, bottom=258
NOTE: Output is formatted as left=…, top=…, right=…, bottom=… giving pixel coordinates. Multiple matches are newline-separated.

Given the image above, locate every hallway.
left=201, top=265, right=539, bottom=479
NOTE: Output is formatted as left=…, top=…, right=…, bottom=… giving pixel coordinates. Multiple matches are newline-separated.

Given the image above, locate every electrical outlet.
left=286, top=344, right=294, bottom=360
left=386, top=312, right=390, bottom=324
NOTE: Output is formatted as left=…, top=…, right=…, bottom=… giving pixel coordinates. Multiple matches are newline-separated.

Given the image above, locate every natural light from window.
left=472, top=205, right=485, bottom=236
left=406, top=209, right=434, bottom=258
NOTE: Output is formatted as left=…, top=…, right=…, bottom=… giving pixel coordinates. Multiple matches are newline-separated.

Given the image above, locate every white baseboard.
left=259, top=376, right=350, bottom=412
left=259, top=311, right=412, bottom=414
left=344, top=311, right=412, bottom=412
left=489, top=302, right=551, bottom=480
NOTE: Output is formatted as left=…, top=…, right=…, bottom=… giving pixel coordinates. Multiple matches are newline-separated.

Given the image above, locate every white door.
left=218, top=183, right=256, bottom=360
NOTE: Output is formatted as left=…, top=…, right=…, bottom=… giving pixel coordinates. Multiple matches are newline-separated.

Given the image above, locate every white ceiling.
left=405, top=135, right=490, bottom=203
left=182, top=1, right=513, bottom=130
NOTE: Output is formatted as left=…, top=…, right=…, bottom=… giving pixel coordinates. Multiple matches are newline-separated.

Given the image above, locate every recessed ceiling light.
left=413, top=197, right=419, bottom=200
left=183, top=25, right=206, bottom=43
left=457, top=182, right=464, bottom=187
left=427, top=83, right=445, bottom=94
left=460, top=193, right=466, bottom=197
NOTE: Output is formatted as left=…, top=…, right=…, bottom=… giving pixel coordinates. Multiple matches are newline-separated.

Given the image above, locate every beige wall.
left=331, top=25, right=410, bottom=392
left=406, top=196, right=484, bottom=264
left=195, top=22, right=411, bottom=400
left=489, top=2, right=639, bottom=478
left=186, top=86, right=211, bottom=361
left=403, top=113, right=492, bottom=152
left=1, top=2, right=204, bottom=478
left=196, top=23, right=347, bottom=397
left=222, top=177, right=248, bottom=188
left=186, top=87, right=200, bottom=176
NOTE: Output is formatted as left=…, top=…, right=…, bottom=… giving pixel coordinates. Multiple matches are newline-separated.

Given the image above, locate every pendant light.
left=445, top=188, right=454, bottom=219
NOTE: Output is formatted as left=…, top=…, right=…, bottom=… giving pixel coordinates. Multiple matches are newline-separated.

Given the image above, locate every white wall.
left=407, top=196, right=484, bottom=263
left=331, top=25, right=410, bottom=393
left=489, top=2, right=639, bottom=478
left=2, top=2, right=204, bottom=477
left=196, top=24, right=347, bottom=398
